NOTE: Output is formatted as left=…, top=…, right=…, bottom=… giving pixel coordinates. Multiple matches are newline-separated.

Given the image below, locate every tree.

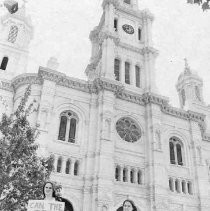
left=187, top=0, right=210, bottom=11
left=0, top=85, right=54, bottom=211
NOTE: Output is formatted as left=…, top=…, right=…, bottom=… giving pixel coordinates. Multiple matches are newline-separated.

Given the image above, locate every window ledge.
left=114, top=181, right=144, bottom=187
left=169, top=164, right=189, bottom=169
left=52, top=172, right=82, bottom=179
left=168, top=190, right=194, bottom=197
left=54, top=139, right=80, bottom=146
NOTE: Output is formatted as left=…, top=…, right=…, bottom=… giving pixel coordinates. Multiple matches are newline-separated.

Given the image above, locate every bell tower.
left=85, top=0, right=159, bottom=93
left=0, top=3, right=33, bottom=80
left=176, top=59, right=204, bottom=111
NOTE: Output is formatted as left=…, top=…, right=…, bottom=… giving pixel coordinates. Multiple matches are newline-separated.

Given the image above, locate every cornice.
left=12, top=73, right=42, bottom=90
left=161, top=104, right=205, bottom=123
left=38, top=67, right=90, bottom=93
left=10, top=69, right=205, bottom=127
left=91, top=78, right=124, bottom=95
left=141, top=47, right=159, bottom=57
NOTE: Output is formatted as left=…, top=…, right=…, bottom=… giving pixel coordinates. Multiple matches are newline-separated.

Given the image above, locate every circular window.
left=116, top=117, right=141, bottom=142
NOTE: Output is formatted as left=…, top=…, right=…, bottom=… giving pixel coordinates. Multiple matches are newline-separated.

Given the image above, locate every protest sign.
left=27, top=200, right=64, bottom=211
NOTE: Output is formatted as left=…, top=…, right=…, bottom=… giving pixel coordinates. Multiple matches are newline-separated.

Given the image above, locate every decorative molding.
left=12, top=73, right=42, bottom=90
left=10, top=68, right=207, bottom=136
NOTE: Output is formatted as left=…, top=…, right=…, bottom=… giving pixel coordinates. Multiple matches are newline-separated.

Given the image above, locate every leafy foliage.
left=187, top=0, right=210, bottom=11
left=0, top=86, right=54, bottom=211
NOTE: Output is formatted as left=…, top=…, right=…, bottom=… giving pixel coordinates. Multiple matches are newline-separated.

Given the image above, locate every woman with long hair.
left=42, top=181, right=56, bottom=201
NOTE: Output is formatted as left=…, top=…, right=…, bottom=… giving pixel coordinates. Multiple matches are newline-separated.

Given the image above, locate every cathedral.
left=1, top=0, right=210, bottom=210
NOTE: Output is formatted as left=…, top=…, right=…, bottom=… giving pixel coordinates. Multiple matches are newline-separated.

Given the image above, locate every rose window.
left=116, top=118, right=141, bottom=142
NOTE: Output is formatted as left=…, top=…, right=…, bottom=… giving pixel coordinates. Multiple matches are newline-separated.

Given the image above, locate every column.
left=131, top=64, right=136, bottom=86
left=53, top=155, right=57, bottom=172
left=65, top=118, right=70, bottom=142
left=133, top=168, right=137, bottom=184
left=120, top=166, right=123, bottom=182
left=62, top=157, right=67, bottom=174
left=120, top=59, right=125, bottom=83
left=70, top=158, right=75, bottom=175
left=172, top=178, right=175, bottom=192
left=127, top=166, right=130, bottom=183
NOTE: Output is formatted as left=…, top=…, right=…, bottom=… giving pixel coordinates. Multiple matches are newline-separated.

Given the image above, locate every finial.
left=184, top=58, right=191, bottom=74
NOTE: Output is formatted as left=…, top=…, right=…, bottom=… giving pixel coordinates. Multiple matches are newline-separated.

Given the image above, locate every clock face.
left=122, top=24, right=134, bottom=34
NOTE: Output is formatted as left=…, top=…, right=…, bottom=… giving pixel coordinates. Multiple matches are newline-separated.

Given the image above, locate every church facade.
left=1, top=0, right=210, bottom=211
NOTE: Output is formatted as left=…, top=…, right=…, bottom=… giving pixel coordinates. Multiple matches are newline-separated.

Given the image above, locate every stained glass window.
left=116, top=117, right=141, bottom=142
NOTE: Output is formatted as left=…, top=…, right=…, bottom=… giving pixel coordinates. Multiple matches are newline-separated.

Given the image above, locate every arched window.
left=114, top=58, right=120, bottom=81
left=125, top=62, right=130, bottom=84
left=8, top=25, right=18, bottom=43
left=175, top=179, right=180, bottom=193
left=115, top=166, right=120, bottom=181
left=123, top=168, right=127, bottom=182
left=195, top=86, right=201, bottom=101
left=65, top=159, right=71, bottom=174
left=135, top=65, right=140, bottom=88
left=58, top=111, right=78, bottom=143
left=169, top=178, right=173, bottom=191
left=181, top=89, right=186, bottom=106
left=69, top=118, right=76, bottom=143
left=74, top=161, right=79, bottom=176
left=138, top=28, right=142, bottom=41
left=130, top=169, right=134, bottom=183
left=169, top=137, right=184, bottom=166
left=187, top=181, right=193, bottom=195
left=114, top=18, right=118, bottom=32
left=58, top=116, right=67, bottom=141
left=0, top=57, right=9, bottom=70
left=57, top=157, right=62, bottom=173
left=176, top=143, right=183, bottom=165
left=169, top=142, right=175, bottom=164
left=137, top=170, right=142, bottom=184
left=182, top=180, right=186, bottom=194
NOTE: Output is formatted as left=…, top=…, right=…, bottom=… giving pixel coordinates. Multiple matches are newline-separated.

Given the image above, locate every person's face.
left=44, top=183, right=53, bottom=197
left=123, top=201, right=133, bottom=211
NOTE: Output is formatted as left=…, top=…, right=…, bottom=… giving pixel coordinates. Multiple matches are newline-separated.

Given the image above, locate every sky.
left=1, top=0, right=210, bottom=107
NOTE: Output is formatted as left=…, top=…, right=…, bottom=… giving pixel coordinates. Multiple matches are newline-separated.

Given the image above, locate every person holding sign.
left=43, top=182, right=57, bottom=201
left=27, top=182, right=64, bottom=211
